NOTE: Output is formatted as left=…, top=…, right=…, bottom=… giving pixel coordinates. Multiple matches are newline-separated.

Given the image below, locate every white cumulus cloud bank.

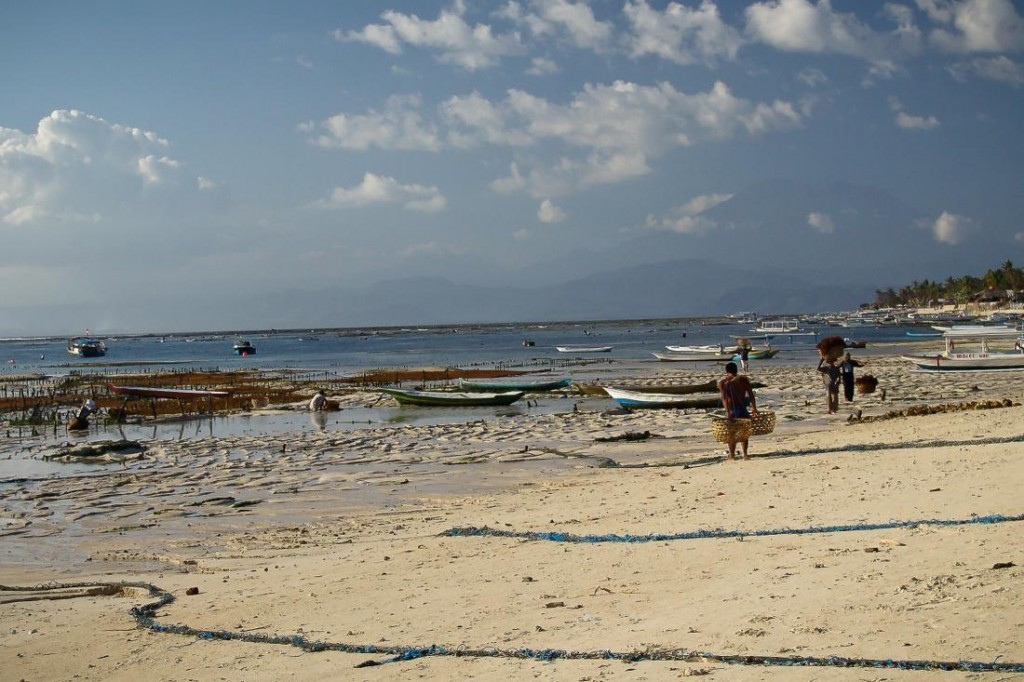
left=624, top=0, right=743, bottom=65
left=308, top=81, right=801, bottom=197
left=338, top=4, right=524, bottom=70
left=0, top=109, right=213, bottom=227
left=313, top=172, right=446, bottom=213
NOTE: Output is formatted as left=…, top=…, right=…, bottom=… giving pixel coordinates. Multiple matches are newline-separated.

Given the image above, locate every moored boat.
left=233, top=340, right=256, bottom=355
left=67, top=337, right=106, bottom=357
left=732, top=348, right=779, bottom=361
left=664, top=344, right=723, bottom=353
left=902, top=328, right=1024, bottom=371
left=555, top=345, right=612, bottom=353
left=108, top=384, right=232, bottom=399
left=604, top=387, right=721, bottom=410
left=458, top=377, right=571, bottom=392
left=381, top=387, right=525, bottom=406
left=652, top=351, right=731, bottom=362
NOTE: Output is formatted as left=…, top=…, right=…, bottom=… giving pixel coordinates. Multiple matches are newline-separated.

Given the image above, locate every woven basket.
left=750, top=410, right=776, bottom=435
left=711, top=417, right=752, bottom=443
left=855, top=376, right=878, bottom=394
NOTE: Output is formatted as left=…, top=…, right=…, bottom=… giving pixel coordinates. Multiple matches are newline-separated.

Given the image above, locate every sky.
left=2, top=0, right=1023, bottom=334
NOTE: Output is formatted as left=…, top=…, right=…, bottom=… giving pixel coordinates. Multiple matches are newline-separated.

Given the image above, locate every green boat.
left=457, top=377, right=571, bottom=392
left=381, top=387, right=526, bottom=407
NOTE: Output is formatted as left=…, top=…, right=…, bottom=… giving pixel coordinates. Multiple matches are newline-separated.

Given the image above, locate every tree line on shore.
left=872, top=260, right=1024, bottom=308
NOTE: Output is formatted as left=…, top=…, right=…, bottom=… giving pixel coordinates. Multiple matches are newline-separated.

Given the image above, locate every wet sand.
left=1, top=353, right=1022, bottom=680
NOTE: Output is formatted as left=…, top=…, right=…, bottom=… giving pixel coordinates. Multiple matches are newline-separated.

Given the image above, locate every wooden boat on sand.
left=381, top=387, right=525, bottom=407
left=604, top=387, right=721, bottom=410
left=458, top=377, right=571, bottom=392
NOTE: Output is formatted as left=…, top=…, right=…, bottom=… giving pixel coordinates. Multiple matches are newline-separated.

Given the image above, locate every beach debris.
left=992, top=562, right=1016, bottom=570
left=185, top=587, right=199, bottom=596
left=42, top=439, right=145, bottom=463
left=594, top=430, right=653, bottom=443
left=545, top=601, right=565, bottom=608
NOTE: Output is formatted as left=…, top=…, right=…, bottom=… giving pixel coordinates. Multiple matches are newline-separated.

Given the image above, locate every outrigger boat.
left=381, top=387, right=525, bottom=406
left=604, top=387, right=721, bottom=410
left=902, top=328, right=1024, bottom=371
left=108, top=384, right=232, bottom=399
left=732, top=348, right=779, bottom=361
left=457, top=377, right=571, bottom=392
left=555, top=345, right=612, bottom=353
left=233, top=340, right=256, bottom=355
left=652, top=351, right=731, bottom=362
left=664, top=344, right=723, bottom=353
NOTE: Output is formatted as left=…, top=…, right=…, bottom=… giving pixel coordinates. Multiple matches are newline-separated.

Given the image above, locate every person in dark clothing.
left=817, top=358, right=841, bottom=414
left=839, top=352, right=863, bottom=402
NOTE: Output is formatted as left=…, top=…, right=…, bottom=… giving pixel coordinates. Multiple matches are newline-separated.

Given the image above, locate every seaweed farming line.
left=1, top=581, right=1021, bottom=672
left=442, top=512, right=1024, bottom=544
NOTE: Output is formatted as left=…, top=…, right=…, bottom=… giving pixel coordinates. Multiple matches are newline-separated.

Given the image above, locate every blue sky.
left=2, top=0, right=1023, bottom=333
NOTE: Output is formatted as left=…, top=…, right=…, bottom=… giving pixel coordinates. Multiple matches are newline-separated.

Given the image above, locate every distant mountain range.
left=3, top=179, right=1009, bottom=334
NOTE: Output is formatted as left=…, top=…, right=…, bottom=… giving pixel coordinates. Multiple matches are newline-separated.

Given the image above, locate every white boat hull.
left=902, top=352, right=1024, bottom=371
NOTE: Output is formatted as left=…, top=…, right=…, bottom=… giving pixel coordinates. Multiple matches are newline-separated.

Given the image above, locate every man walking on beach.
left=817, top=358, right=841, bottom=414
left=718, top=362, right=758, bottom=460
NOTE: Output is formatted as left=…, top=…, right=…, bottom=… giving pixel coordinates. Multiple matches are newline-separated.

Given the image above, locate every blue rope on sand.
left=4, top=571, right=1023, bottom=672
left=442, top=512, right=1024, bottom=544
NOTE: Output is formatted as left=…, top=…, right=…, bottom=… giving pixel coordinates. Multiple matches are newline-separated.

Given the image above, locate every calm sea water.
left=2, top=319, right=928, bottom=477
left=1, top=319, right=920, bottom=377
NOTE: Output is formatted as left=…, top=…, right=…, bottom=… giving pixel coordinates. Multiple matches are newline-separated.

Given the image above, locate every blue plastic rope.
left=4, top=575, right=1022, bottom=672
left=443, top=512, right=1024, bottom=543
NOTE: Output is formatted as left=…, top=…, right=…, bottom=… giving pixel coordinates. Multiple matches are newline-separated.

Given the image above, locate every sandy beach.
left=2, top=351, right=1022, bottom=681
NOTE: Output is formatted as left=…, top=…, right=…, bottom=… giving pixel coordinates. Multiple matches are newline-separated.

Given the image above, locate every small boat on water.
left=381, top=387, right=525, bottom=407
left=664, top=344, right=723, bottom=353
left=604, top=387, right=721, bottom=410
left=108, top=384, right=232, bottom=399
left=902, top=328, right=1024, bottom=371
left=233, top=340, right=256, bottom=355
left=652, top=351, right=731, bottom=362
left=555, top=345, right=612, bottom=353
left=733, top=348, right=779, bottom=361
left=458, top=377, right=571, bottom=392
left=67, top=337, right=106, bottom=358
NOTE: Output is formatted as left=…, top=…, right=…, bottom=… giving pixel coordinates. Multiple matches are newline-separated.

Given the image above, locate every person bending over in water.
left=718, top=362, right=759, bottom=460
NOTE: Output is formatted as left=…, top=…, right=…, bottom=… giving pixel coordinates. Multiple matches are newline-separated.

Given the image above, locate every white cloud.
left=929, top=211, right=975, bottom=244
left=512, top=228, right=531, bottom=240
left=314, top=80, right=800, bottom=196
left=398, top=241, right=466, bottom=258
left=1015, top=231, right=1024, bottom=242
left=949, top=55, right=1024, bottom=85
left=624, top=0, right=743, bottom=65
left=526, top=56, right=559, bottom=75
left=499, top=0, right=613, bottom=51
left=338, top=5, right=524, bottom=70
left=889, top=96, right=940, bottom=130
left=308, top=94, right=441, bottom=151
left=0, top=109, right=211, bottom=227
left=682, top=193, right=733, bottom=215
left=807, top=211, right=835, bottom=233
left=895, top=111, right=940, bottom=130
left=923, top=0, right=1024, bottom=53
left=537, top=198, right=567, bottom=222
left=312, top=172, right=446, bottom=213
left=744, top=0, right=918, bottom=61
left=644, top=192, right=733, bottom=234
left=797, top=67, right=829, bottom=87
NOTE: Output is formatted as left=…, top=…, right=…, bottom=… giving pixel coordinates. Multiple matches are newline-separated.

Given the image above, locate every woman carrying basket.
left=718, top=362, right=759, bottom=460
